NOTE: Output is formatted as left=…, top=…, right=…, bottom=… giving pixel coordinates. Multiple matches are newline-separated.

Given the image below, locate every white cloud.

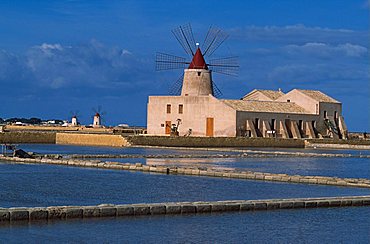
left=230, top=24, right=368, bottom=46
left=282, top=42, right=368, bottom=57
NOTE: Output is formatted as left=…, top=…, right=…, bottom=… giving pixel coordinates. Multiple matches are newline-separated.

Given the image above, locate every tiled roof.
left=222, top=99, right=309, bottom=114
left=296, top=89, right=339, bottom=103
left=242, top=89, right=285, bottom=101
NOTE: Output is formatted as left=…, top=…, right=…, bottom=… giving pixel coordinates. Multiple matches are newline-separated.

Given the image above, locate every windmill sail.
left=168, top=74, right=184, bottom=96
left=211, top=80, right=223, bottom=98
left=156, top=24, right=239, bottom=96
left=202, top=26, right=229, bottom=57
left=171, top=23, right=196, bottom=56
left=156, top=52, right=188, bottom=71
left=208, top=56, right=239, bottom=76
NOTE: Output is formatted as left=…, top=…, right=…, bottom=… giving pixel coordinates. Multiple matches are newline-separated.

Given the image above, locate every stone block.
left=264, top=175, right=273, bottom=181
left=329, top=200, right=341, bottom=207
left=181, top=205, right=196, bottom=214
left=308, top=179, right=318, bottom=184
left=214, top=172, right=224, bottom=177
left=100, top=207, right=117, bottom=217
left=255, top=174, right=264, bottom=180
left=196, top=204, right=211, bottom=213
left=47, top=207, right=66, bottom=219
left=299, top=178, right=310, bottom=183
left=229, top=173, right=240, bottom=178
left=166, top=205, right=181, bottom=214
left=340, top=200, right=352, bottom=206
left=317, top=201, right=330, bottom=208
left=280, top=202, right=294, bottom=209
left=142, top=165, right=151, bottom=171
left=267, top=202, right=280, bottom=210
left=362, top=199, right=370, bottom=206
left=211, top=204, right=226, bottom=212
left=290, top=176, right=301, bottom=183
left=225, top=203, right=240, bottom=211
left=305, top=201, right=317, bottom=208
left=352, top=199, right=363, bottom=206
left=293, top=201, right=305, bottom=209
left=83, top=207, right=101, bottom=218
left=65, top=207, right=83, bottom=219
left=129, top=165, right=137, bottom=170
left=0, top=210, right=10, bottom=222
left=9, top=209, right=29, bottom=221
left=317, top=179, right=328, bottom=184
left=191, top=169, right=200, bottom=175
left=29, top=209, right=48, bottom=220
left=150, top=205, right=166, bottom=215
left=254, top=202, right=267, bottom=210
left=177, top=168, right=185, bottom=174
left=116, top=205, right=134, bottom=216
left=240, top=203, right=254, bottom=211
left=271, top=176, right=282, bottom=181
left=222, top=173, right=231, bottom=178
left=205, top=171, right=215, bottom=177
left=133, top=205, right=151, bottom=215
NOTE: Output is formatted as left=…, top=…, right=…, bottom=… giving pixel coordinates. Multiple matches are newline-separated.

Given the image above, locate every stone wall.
left=56, top=132, right=130, bottom=147
left=0, top=132, right=56, bottom=144
left=128, top=136, right=305, bottom=148
left=1, top=196, right=369, bottom=223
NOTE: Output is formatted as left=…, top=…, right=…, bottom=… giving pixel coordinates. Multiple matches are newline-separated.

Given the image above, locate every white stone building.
left=147, top=48, right=347, bottom=139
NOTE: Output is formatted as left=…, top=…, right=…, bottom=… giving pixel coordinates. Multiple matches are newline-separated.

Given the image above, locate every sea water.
left=1, top=144, right=369, bottom=242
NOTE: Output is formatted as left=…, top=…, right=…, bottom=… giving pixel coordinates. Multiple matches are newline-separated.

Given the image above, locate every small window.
left=323, top=110, right=327, bottom=119
left=287, top=99, right=290, bottom=102
left=166, top=104, right=171, bottom=114
left=178, top=104, right=183, bottom=114
left=197, top=72, right=201, bottom=76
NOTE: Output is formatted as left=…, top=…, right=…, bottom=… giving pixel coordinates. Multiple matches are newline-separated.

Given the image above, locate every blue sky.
left=0, top=0, right=369, bottom=131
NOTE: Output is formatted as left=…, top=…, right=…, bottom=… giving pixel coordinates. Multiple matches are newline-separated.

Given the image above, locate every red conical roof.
left=188, top=48, right=208, bottom=69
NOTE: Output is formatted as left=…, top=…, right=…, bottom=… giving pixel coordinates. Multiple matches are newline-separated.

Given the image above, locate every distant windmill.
left=156, top=23, right=239, bottom=97
left=91, top=106, right=106, bottom=128
left=69, top=110, right=80, bottom=126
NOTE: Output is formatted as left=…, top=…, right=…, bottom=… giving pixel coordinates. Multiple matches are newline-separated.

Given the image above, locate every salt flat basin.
left=16, top=144, right=370, bottom=180
left=0, top=162, right=369, bottom=208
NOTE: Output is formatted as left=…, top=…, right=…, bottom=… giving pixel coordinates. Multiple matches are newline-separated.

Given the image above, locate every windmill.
left=91, top=106, right=106, bottom=128
left=156, top=23, right=239, bottom=97
left=69, top=110, right=80, bottom=127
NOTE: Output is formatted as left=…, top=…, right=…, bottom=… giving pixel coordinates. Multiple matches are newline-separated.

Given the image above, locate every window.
left=287, top=99, right=290, bottom=102
left=166, top=104, right=171, bottom=114
left=323, top=110, right=327, bottom=119
left=178, top=104, right=183, bottom=114
left=315, top=104, right=319, bottom=114
left=334, top=111, right=338, bottom=120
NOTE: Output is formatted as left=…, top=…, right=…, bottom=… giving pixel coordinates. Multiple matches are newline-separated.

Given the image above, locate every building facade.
left=147, top=48, right=347, bottom=139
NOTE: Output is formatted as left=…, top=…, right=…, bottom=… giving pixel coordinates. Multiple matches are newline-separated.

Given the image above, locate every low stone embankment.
left=67, top=150, right=370, bottom=159
left=1, top=196, right=369, bottom=223
left=1, top=156, right=370, bottom=189
left=127, top=136, right=306, bottom=148
left=56, top=133, right=130, bottom=147
left=0, top=131, right=56, bottom=144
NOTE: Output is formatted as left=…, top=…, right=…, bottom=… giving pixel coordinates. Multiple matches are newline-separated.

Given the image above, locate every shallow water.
left=2, top=144, right=370, bottom=242
left=1, top=162, right=369, bottom=208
